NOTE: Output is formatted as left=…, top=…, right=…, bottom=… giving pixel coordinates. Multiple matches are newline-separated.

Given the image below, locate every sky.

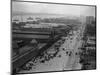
left=12, top=1, right=96, bottom=17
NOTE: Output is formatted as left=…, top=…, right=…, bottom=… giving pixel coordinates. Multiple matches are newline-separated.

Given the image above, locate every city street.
left=11, top=2, right=96, bottom=74
left=19, top=25, right=85, bottom=73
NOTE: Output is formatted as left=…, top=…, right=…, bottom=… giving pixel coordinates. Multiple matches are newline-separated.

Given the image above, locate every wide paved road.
left=19, top=24, right=86, bottom=73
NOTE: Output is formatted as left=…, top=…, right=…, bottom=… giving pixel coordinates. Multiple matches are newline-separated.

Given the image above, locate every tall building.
left=86, top=16, right=95, bottom=24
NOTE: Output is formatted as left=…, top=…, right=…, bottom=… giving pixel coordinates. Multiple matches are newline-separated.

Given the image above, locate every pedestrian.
left=75, top=52, right=78, bottom=55
left=66, top=51, right=68, bottom=55
left=62, top=48, right=65, bottom=51
left=69, top=51, right=72, bottom=56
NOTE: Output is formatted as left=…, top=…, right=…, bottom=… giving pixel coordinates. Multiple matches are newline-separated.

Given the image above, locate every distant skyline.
left=12, top=1, right=96, bottom=17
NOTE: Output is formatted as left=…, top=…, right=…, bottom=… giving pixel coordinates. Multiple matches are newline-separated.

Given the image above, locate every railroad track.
left=12, top=35, right=61, bottom=75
